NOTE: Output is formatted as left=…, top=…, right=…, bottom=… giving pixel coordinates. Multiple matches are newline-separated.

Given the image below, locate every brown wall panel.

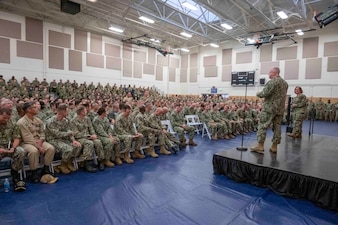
left=190, top=68, right=198, bottom=82
left=49, top=46, right=64, bottom=69
left=123, top=60, right=132, bottom=77
left=181, top=54, right=188, bottom=68
left=134, top=50, right=146, bottom=62
left=236, top=51, right=252, bottom=64
left=123, top=43, right=132, bottom=59
left=180, top=68, right=187, bottom=82
left=260, top=61, right=280, bottom=74
left=204, top=55, right=216, bottom=67
left=17, top=40, right=43, bottom=59
left=134, top=61, right=142, bottom=78
left=143, top=63, right=155, bottom=75
left=277, top=46, right=297, bottom=60
left=190, top=53, right=198, bottom=68
left=74, top=29, right=87, bottom=51
left=86, top=53, right=104, bottom=68
left=157, top=55, right=168, bottom=66
left=324, top=41, right=338, bottom=57
left=222, top=49, right=232, bottom=65
left=303, top=37, right=318, bottom=58
left=169, top=68, right=176, bottom=82
left=148, top=48, right=156, bottom=64
left=156, top=65, right=163, bottom=81
left=170, top=58, right=179, bottom=68
left=327, top=57, right=338, bottom=72
left=205, top=66, right=218, bottom=77
left=90, top=33, right=102, bottom=54
left=69, top=50, right=82, bottom=72
left=106, top=57, right=121, bottom=70
left=0, top=19, right=21, bottom=39
left=305, top=58, right=322, bottom=79
left=260, top=45, right=272, bottom=62
left=105, top=43, right=120, bottom=57
left=49, top=30, right=71, bottom=48
left=222, top=65, right=232, bottom=81
left=0, top=38, right=10, bottom=63
left=284, top=60, right=299, bottom=80
left=26, top=18, right=43, bottom=43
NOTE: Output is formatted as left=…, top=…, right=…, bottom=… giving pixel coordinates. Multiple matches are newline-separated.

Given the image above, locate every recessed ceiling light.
left=221, top=23, right=233, bottom=30
left=108, top=26, right=124, bottom=33
left=182, top=1, right=198, bottom=11
left=139, top=16, right=155, bottom=24
left=277, top=11, right=288, bottom=19
left=181, top=48, right=190, bottom=52
left=210, top=43, right=219, bottom=48
left=180, top=32, right=192, bottom=38
left=87, top=0, right=97, bottom=2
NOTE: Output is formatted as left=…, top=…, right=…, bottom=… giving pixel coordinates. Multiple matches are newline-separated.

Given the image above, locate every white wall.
left=1, top=11, right=338, bottom=98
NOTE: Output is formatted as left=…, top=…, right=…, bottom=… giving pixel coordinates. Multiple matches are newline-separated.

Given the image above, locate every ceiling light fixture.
left=180, top=32, right=192, bottom=38
left=182, top=1, right=198, bottom=11
left=221, top=23, right=233, bottom=30
left=108, top=26, right=124, bottom=33
left=181, top=48, right=190, bottom=52
left=210, top=43, right=219, bottom=48
left=295, top=29, right=304, bottom=35
left=277, top=11, right=288, bottom=19
left=139, top=16, right=155, bottom=24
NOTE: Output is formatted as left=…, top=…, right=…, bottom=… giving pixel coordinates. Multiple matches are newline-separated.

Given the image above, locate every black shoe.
left=31, top=170, right=39, bottom=183
left=41, top=165, right=53, bottom=176
left=98, top=161, right=105, bottom=171
left=84, top=161, right=97, bottom=173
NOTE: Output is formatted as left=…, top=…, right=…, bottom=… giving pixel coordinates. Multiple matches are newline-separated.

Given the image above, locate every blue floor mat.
left=0, top=121, right=337, bottom=225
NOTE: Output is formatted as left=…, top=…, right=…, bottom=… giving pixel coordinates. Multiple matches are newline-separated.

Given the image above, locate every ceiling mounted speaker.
left=61, top=0, right=80, bottom=15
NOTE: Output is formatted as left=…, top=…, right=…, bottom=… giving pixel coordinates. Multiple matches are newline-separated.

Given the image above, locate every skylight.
left=162, top=0, right=220, bottom=23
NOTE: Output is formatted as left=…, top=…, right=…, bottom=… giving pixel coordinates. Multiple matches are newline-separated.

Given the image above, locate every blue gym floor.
left=0, top=120, right=337, bottom=225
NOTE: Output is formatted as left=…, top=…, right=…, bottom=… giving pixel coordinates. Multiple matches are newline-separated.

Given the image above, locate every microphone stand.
left=236, top=81, right=248, bottom=151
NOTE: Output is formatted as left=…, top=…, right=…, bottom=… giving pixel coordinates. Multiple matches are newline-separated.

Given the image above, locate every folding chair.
left=185, top=115, right=203, bottom=134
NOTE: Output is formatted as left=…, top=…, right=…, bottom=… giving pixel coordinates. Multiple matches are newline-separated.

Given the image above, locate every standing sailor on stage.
left=287, top=86, right=307, bottom=139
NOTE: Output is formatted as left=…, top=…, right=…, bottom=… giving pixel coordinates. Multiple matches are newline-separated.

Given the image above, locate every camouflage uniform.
left=92, top=115, right=121, bottom=161
left=114, top=113, right=143, bottom=153
left=170, top=110, right=195, bottom=141
left=45, top=115, right=81, bottom=163
left=197, top=108, right=218, bottom=139
left=291, top=93, right=307, bottom=136
left=256, top=76, right=288, bottom=144
left=0, top=119, right=25, bottom=172
left=135, top=112, right=156, bottom=147
left=70, top=116, right=104, bottom=161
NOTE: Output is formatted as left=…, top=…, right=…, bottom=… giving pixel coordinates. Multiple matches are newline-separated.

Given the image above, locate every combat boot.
left=132, top=150, right=145, bottom=159
left=146, top=146, right=159, bottom=158
left=295, top=133, right=302, bottom=139
left=84, top=160, right=97, bottom=173
left=104, top=159, right=115, bottom=167
left=224, top=134, right=230, bottom=140
left=115, top=156, right=123, bottom=165
left=98, top=160, right=105, bottom=171
left=287, top=133, right=296, bottom=138
left=124, top=153, right=134, bottom=164
left=250, top=142, right=264, bottom=154
left=160, top=146, right=171, bottom=155
left=11, top=169, right=26, bottom=192
left=60, top=161, right=71, bottom=174
left=188, top=139, right=197, bottom=146
left=270, top=143, right=278, bottom=153
left=67, top=159, right=77, bottom=172
left=211, top=134, right=218, bottom=140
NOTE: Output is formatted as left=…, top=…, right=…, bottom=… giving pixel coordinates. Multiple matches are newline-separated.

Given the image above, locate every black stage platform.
left=213, top=134, right=338, bottom=211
